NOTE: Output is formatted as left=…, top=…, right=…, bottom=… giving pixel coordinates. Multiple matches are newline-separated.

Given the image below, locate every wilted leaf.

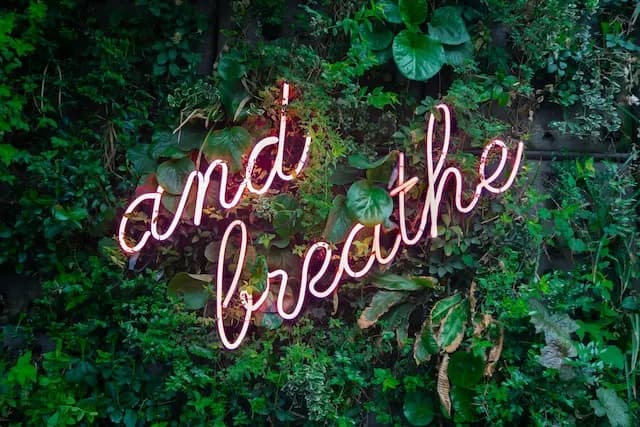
left=403, top=391, right=435, bottom=426
left=358, top=291, right=408, bottom=329
left=485, top=326, right=503, bottom=377
left=437, top=354, right=451, bottom=416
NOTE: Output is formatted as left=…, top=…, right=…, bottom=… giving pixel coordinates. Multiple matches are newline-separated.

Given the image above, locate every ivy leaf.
left=444, top=41, right=474, bottom=66
left=156, top=157, right=195, bottom=195
left=399, top=0, right=428, bottom=27
left=403, top=391, right=435, bottom=426
left=203, top=126, right=251, bottom=172
left=393, top=30, right=445, bottom=81
left=167, top=272, right=212, bottom=310
left=371, top=273, right=438, bottom=291
left=358, top=291, right=408, bottom=329
left=590, top=388, right=632, bottom=427
left=322, top=195, right=355, bottom=244
left=346, top=180, right=393, bottom=226
left=378, top=0, right=403, bottom=24
left=428, top=7, right=470, bottom=45
left=447, top=352, right=483, bottom=388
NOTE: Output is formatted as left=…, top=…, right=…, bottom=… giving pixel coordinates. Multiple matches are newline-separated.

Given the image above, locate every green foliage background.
left=1, top=0, right=639, bottom=426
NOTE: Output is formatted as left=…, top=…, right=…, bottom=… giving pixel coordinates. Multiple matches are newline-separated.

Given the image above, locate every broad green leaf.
left=591, top=388, right=631, bottom=427
left=450, top=385, right=477, bottom=423
left=217, top=51, right=247, bottom=81
left=359, top=21, right=393, bottom=51
left=127, top=144, right=156, bottom=175
left=393, top=30, right=445, bottom=81
left=428, top=7, right=470, bottom=45
left=372, top=273, right=437, bottom=291
left=399, top=0, right=428, bottom=27
left=156, top=157, right=195, bottom=195
left=348, top=153, right=390, bottom=170
left=403, top=391, right=434, bottom=426
left=167, top=272, right=212, bottom=310
left=373, top=46, right=393, bottom=65
left=444, top=41, right=474, bottom=66
left=358, top=291, right=408, bottom=329
left=430, top=293, right=463, bottom=324
left=259, top=313, right=283, bottom=330
left=8, top=351, right=36, bottom=386
left=203, top=126, right=251, bottom=172
left=176, top=127, right=207, bottom=151
left=151, top=130, right=188, bottom=159
left=381, top=302, right=414, bottom=348
left=218, top=79, right=249, bottom=118
left=330, top=165, right=361, bottom=185
left=529, top=299, right=578, bottom=344
left=448, top=352, right=483, bottom=388
left=599, top=345, right=624, bottom=369
left=322, top=195, right=355, bottom=244
left=438, top=301, right=468, bottom=351
left=346, top=179, right=393, bottom=226
left=378, top=0, right=403, bottom=24
left=414, top=319, right=439, bottom=364
left=0, top=143, right=19, bottom=165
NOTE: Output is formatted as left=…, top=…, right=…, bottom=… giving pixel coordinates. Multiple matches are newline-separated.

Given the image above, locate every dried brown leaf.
left=473, top=313, right=493, bottom=337
left=484, top=326, right=504, bottom=377
left=437, top=354, right=452, bottom=416
left=469, top=281, right=477, bottom=315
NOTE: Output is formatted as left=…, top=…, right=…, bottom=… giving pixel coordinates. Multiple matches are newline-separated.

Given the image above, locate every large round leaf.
left=428, top=7, right=470, bottom=45
left=127, top=144, right=156, bottom=175
left=403, top=391, right=435, bottom=426
left=346, top=179, right=393, bottom=226
left=203, top=126, right=251, bottom=172
left=399, top=0, right=428, bottom=27
left=378, top=0, right=403, bottom=24
left=156, top=157, right=195, bottom=195
left=168, top=272, right=212, bottom=310
left=448, top=352, right=484, bottom=388
left=444, top=41, right=474, bottom=66
left=359, top=21, right=393, bottom=51
left=151, top=130, right=188, bottom=160
left=393, top=30, right=445, bottom=81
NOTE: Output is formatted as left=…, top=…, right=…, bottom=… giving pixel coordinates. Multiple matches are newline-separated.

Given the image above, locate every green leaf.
left=8, top=351, right=36, bottom=386
left=430, top=293, right=463, bottom=324
left=203, top=126, right=251, bottom=172
left=217, top=51, right=247, bottom=81
left=378, top=0, right=403, bottom=24
left=127, top=144, right=156, bottom=175
left=371, top=273, right=438, bottom=291
left=151, top=130, right=188, bottom=160
left=0, top=143, right=19, bottom=165
left=437, top=301, right=468, bottom=351
left=271, top=193, right=302, bottom=245
left=599, top=345, right=625, bottom=369
left=176, top=127, right=207, bottom=151
left=167, top=272, right=212, bottom=310
left=358, top=291, right=408, bottom=329
left=156, top=157, right=195, bottom=195
left=428, top=7, right=470, bottom=45
left=444, top=41, right=473, bottom=66
left=591, top=388, right=631, bottom=427
left=414, top=320, right=439, bottom=364
left=403, top=391, right=434, bottom=426
left=448, top=352, right=483, bottom=388
left=218, top=79, right=249, bottom=119
left=359, top=21, right=393, bottom=51
left=450, top=385, right=477, bottom=423
left=399, top=0, right=428, bottom=27
left=393, top=30, right=445, bottom=81
left=346, top=179, right=393, bottom=226
left=348, top=153, right=390, bottom=170
left=323, top=195, right=355, bottom=244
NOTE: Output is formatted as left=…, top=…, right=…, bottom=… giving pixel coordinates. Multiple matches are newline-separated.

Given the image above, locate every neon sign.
left=119, top=83, right=524, bottom=350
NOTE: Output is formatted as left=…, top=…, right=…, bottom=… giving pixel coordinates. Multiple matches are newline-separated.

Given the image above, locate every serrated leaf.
left=346, top=180, right=393, bottom=226
left=403, top=390, right=434, bottom=426
left=428, top=6, right=470, bottom=45
left=448, top=352, right=483, bottom=388
left=167, top=272, right=212, bottom=310
left=156, top=157, right=195, bottom=195
left=203, top=126, right=251, bottom=172
left=399, top=0, right=428, bottom=26
left=393, top=30, right=445, bottom=81
left=358, top=291, right=408, bottom=329
left=529, top=299, right=578, bottom=346
left=322, top=195, right=354, bottom=244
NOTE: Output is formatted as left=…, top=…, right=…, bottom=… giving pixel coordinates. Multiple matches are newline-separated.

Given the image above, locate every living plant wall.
left=1, top=0, right=639, bottom=425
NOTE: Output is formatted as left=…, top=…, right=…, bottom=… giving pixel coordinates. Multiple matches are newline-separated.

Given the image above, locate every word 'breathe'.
left=118, top=83, right=524, bottom=350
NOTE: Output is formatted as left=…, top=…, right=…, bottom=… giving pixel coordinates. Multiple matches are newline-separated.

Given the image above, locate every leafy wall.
left=1, top=1, right=639, bottom=426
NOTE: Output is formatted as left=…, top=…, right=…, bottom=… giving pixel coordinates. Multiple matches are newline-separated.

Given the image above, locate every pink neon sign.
left=118, top=83, right=524, bottom=350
